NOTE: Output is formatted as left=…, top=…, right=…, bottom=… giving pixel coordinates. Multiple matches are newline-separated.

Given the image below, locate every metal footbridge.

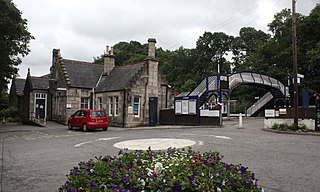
left=188, top=72, right=289, bottom=116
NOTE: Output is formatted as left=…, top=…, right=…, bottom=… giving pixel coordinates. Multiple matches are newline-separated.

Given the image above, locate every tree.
left=196, top=32, right=233, bottom=75
left=94, top=40, right=147, bottom=65
left=0, top=0, right=34, bottom=94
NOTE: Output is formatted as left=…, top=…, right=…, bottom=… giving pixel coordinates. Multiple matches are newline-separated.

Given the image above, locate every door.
left=35, top=99, right=46, bottom=119
left=149, top=97, right=158, bottom=126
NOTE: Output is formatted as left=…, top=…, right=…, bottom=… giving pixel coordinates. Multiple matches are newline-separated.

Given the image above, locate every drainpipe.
left=122, top=89, right=126, bottom=128
left=142, top=76, right=149, bottom=125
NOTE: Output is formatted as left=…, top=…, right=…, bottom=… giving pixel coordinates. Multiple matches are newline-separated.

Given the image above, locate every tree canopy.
left=0, top=0, right=34, bottom=108
left=94, top=4, right=320, bottom=107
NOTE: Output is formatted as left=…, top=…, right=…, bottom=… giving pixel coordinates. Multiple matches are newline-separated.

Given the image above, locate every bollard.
left=239, top=113, right=243, bottom=128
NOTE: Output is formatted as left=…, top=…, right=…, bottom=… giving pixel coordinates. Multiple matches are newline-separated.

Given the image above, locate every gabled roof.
left=62, top=59, right=103, bottom=88
left=95, top=62, right=146, bottom=92
left=14, top=78, right=26, bottom=96
left=31, top=76, right=49, bottom=90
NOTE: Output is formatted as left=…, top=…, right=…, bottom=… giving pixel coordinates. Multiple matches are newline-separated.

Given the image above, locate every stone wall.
left=264, top=118, right=315, bottom=130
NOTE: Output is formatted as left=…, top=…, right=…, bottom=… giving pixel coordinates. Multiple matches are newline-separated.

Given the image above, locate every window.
left=81, top=97, right=89, bottom=109
left=35, top=93, right=46, bottom=99
left=133, top=97, right=140, bottom=117
left=98, top=97, right=103, bottom=110
left=108, top=96, right=119, bottom=116
left=114, top=96, right=119, bottom=116
left=108, top=97, right=113, bottom=116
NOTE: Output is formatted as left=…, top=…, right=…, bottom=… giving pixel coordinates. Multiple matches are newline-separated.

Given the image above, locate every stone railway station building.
left=10, top=38, right=172, bottom=127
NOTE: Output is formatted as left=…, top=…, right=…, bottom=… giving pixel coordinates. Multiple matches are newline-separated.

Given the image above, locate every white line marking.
left=182, top=134, right=232, bottom=140
left=74, top=137, right=120, bottom=147
left=198, top=141, right=204, bottom=145
left=74, top=141, right=94, bottom=147
left=214, top=136, right=231, bottom=140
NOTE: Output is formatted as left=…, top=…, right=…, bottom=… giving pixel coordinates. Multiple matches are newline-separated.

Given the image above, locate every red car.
left=68, top=109, right=108, bottom=131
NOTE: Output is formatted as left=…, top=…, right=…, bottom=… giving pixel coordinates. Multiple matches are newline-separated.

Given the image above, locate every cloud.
left=13, top=0, right=317, bottom=77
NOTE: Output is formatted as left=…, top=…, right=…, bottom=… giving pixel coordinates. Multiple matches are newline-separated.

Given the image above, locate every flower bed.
left=59, top=147, right=263, bottom=192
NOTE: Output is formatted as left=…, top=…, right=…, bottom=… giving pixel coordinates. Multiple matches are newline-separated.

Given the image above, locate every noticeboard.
left=175, top=101, right=182, bottom=114
left=174, top=96, right=198, bottom=115
left=265, top=109, right=275, bottom=117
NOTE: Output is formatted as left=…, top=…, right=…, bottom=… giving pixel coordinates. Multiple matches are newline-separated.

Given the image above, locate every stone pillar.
left=147, top=38, right=156, bottom=59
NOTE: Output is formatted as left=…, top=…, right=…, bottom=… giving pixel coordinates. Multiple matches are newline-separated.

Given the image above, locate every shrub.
left=59, top=147, right=263, bottom=192
left=271, top=123, right=308, bottom=132
left=0, top=107, right=18, bottom=123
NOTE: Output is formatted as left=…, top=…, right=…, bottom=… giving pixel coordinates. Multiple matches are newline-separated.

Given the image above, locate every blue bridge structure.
left=186, top=72, right=290, bottom=117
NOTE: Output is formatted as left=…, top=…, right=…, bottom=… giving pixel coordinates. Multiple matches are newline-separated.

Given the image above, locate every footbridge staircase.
left=187, top=72, right=289, bottom=116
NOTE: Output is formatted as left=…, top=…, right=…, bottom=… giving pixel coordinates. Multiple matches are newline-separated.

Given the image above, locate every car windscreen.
left=90, top=111, right=106, bottom=117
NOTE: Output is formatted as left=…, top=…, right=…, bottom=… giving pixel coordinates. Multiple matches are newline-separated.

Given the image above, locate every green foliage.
left=271, top=123, right=308, bottom=132
left=60, top=147, right=262, bottom=192
left=92, top=4, right=320, bottom=97
left=0, top=106, right=18, bottom=120
left=0, top=1, right=34, bottom=93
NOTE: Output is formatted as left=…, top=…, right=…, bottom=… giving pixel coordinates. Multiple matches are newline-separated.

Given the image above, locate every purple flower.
left=224, top=163, right=232, bottom=171
left=121, top=176, right=127, bottom=183
left=67, top=190, right=76, bottom=192
left=149, top=173, right=156, bottom=179
left=240, top=166, right=247, bottom=175
left=252, top=172, right=255, bottom=180
left=147, top=146, right=153, bottom=160
left=118, top=149, right=123, bottom=155
left=245, top=179, right=251, bottom=186
left=102, top=157, right=108, bottom=163
left=188, top=176, right=197, bottom=185
left=89, top=182, right=97, bottom=189
left=172, top=182, right=181, bottom=192
left=111, top=186, right=119, bottom=190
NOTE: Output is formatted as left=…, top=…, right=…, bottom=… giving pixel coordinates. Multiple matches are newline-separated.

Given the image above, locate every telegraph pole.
left=292, top=0, right=298, bottom=129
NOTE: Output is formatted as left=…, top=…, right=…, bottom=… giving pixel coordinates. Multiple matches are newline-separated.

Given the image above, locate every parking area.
left=1, top=118, right=320, bottom=192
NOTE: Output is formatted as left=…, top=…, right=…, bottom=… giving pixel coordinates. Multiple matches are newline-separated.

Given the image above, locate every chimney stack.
left=104, top=46, right=115, bottom=75
left=147, top=38, right=156, bottom=59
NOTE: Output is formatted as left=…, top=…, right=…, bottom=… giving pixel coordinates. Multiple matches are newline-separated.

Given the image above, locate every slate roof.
left=31, top=76, right=49, bottom=90
left=14, top=78, right=26, bottom=96
left=95, top=62, right=146, bottom=92
left=62, top=59, right=103, bottom=88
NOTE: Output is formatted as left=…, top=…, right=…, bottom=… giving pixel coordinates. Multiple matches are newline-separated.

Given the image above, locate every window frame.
left=80, top=97, right=89, bottom=109
left=133, top=96, right=140, bottom=117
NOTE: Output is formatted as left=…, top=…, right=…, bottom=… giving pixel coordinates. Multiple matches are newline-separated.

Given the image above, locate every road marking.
left=198, top=141, right=204, bottom=145
left=214, top=136, right=231, bottom=140
left=182, top=134, right=231, bottom=140
left=74, top=137, right=120, bottom=148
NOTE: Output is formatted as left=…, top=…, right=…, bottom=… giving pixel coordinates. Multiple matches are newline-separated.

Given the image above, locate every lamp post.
left=292, top=0, right=298, bottom=129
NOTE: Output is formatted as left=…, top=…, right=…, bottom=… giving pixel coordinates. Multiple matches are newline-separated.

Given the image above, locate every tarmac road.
left=0, top=118, right=320, bottom=192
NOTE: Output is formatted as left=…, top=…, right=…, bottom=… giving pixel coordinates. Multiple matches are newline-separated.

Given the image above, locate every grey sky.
left=13, top=0, right=318, bottom=78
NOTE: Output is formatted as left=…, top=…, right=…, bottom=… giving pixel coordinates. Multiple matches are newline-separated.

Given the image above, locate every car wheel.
left=68, top=122, right=73, bottom=130
left=82, top=124, right=88, bottom=132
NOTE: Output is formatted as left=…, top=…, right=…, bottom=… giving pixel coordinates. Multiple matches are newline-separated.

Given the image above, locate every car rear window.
left=91, top=111, right=106, bottom=117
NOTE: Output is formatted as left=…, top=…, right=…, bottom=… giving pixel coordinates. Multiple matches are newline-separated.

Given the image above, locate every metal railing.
left=246, top=92, right=273, bottom=116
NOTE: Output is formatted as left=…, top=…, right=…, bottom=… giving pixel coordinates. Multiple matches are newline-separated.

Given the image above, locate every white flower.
left=146, top=168, right=153, bottom=176
left=154, top=162, right=163, bottom=174
left=89, top=169, right=94, bottom=173
left=139, top=178, right=146, bottom=186
left=217, top=187, right=222, bottom=192
left=163, top=179, right=166, bottom=183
